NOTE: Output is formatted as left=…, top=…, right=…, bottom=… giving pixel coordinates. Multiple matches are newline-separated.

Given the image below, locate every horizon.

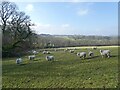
left=38, top=33, right=118, bottom=37
left=15, top=2, right=118, bottom=36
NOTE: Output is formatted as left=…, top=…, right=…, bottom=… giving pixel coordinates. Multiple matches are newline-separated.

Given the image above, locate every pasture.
left=2, top=46, right=118, bottom=88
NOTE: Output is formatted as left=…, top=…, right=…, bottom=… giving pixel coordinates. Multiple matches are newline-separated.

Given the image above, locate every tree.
left=0, top=1, right=36, bottom=57
left=0, top=1, right=17, bottom=34
left=9, top=11, right=33, bottom=49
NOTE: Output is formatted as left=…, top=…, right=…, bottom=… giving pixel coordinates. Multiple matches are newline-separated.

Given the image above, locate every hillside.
left=36, top=34, right=118, bottom=48
left=2, top=46, right=118, bottom=88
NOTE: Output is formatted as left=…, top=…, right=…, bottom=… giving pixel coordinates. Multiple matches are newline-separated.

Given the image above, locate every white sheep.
left=74, top=48, right=77, bottom=50
left=88, top=51, right=94, bottom=57
left=77, top=52, right=80, bottom=56
left=42, top=51, right=47, bottom=54
left=46, top=56, right=54, bottom=61
left=69, top=50, right=74, bottom=53
left=92, top=47, right=97, bottom=50
left=64, top=48, right=68, bottom=52
left=54, top=49, right=57, bottom=51
left=42, top=51, right=51, bottom=54
left=28, top=55, right=35, bottom=60
left=32, top=50, right=39, bottom=55
left=16, top=58, right=22, bottom=64
left=77, top=52, right=86, bottom=59
left=46, top=51, right=51, bottom=54
left=100, top=50, right=110, bottom=58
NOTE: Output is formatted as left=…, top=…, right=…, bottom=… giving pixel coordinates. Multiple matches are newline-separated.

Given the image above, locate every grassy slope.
left=2, top=46, right=118, bottom=88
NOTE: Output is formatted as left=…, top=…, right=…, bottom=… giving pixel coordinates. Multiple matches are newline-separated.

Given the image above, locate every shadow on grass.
left=86, top=56, right=100, bottom=60
left=85, top=55, right=117, bottom=60
left=34, top=59, right=39, bottom=61
left=20, top=63, right=27, bottom=66
left=110, top=55, right=118, bottom=58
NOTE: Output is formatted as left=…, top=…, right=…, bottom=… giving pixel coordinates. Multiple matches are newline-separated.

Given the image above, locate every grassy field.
left=2, top=46, right=119, bottom=88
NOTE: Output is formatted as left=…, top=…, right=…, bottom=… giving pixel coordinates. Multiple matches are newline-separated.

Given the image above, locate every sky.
left=14, top=2, right=118, bottom=36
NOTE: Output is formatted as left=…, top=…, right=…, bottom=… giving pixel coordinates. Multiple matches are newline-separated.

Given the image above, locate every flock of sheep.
left=76, top=49, right=110, bottom=59
left=16, top=50, right=54, bottom=64
left=16, top=47, right=111, bottom=65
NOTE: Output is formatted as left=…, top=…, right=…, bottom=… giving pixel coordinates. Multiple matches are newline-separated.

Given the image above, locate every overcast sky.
left=15, top=2, right=118, bottom=36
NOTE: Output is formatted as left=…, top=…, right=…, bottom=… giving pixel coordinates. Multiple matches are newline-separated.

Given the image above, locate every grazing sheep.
left=64, top=48, right=68, bottom=52
left=77, top=52, right=80, bottom=56
left=16, top=58, right=22, bottom=64
left=69, top=50, right=74, bottom=53
left=46, top=56, right=54, bottom=61
left=100, top=50, right=110, bottom=58
left=74, top=48, right=76, bottom=50
left=28, top=55, right=35, bottom=60
left=43, top=51, right=47, bottom=54
left=32, top=50, right=39, bottom=55
left=88, top=51, right=94, bottom=57
left=92, top=47, right=97, bottom=50
left=77, top=52, right=86, bottom=59
left=54, top=49, right=57, bottom=51
left=42, top=51, right=51, bottom=54
left=46, top=51, right=51, bottom=54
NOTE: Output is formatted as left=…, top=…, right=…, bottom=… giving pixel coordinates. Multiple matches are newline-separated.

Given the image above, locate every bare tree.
left=0, top=1, right=36, bottom=57
left=9, top=11, right=34, bottom=49
left=0, top=1, right=17, bottom=34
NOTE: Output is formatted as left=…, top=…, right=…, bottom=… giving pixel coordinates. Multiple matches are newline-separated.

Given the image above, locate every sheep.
left=100, top=50, right=110, bottom=58
left=64, top=48, right=68, bottom=52
left=54, top=49, right=57, bottom=51
left=28, top=55, right=35, bottom=60
left=46, top=51, right=51, bottom=54
left=77, top=52, right=80, bottom=56
left=32, top=50, right=39, bottom=55
left=16, top=58, right=22, bottom=64
left=77, top=52, right=86, bottom=59
left=88, top=51, right=94, bottom=57
left=73, top=48, right=76, bottom=50
left=69, top=50, right=74, bottom=53
left=46, top=56, right=54, bottom=61
left=42, top=51, right=51, bottom=54
left=42, top=51, right=47, bottom=54
left=92, top=47, right=97, bottom=50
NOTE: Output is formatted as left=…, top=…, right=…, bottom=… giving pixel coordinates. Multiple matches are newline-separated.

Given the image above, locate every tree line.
left=35, top=34, right=118, bottom=48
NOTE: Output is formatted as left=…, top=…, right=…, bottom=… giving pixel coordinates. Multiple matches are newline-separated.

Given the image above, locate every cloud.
left=71, top=0, right=80, bottom=3
left=61, top=24, right=70, bottom=28
left=35, top=23, right=51, bottom=28
left=30, top=23, right=52, bottom=33
left=76, top=2, right=94, bottom=16
left=77, top=9, right=88, bottom=16
left=25, top=4, right=34, bottom=12
left=77, top=9, right=89, bottom=16
left=30, top=22, right=72, bottom=35
left=71, top=0, right=94, bottom=3
left=86, top=2, right=94, bottom=6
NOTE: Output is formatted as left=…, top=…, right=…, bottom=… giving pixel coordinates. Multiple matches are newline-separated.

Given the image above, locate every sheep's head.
left=100, top=50, right=103, bottom=53
left=77, top=52, right=80, bottom=56
left=46, top=56, right=49, bottom=59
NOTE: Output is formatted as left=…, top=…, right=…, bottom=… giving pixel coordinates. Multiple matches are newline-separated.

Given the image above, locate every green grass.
left=2, top=46, right=119, bottom=88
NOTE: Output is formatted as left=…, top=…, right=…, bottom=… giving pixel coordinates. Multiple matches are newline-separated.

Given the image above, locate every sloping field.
left=2, top=46, right=119, bottom=88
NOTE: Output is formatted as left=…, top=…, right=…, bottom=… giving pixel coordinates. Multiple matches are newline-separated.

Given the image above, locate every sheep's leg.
left=102, top=55, right=103, bottom=58
left=107, top=53, right=110, bottom=58
left=80, top=56, right=82, bottom=60
left=107, top=55, right=110, bottom=58
left=83, top=56, right=85, bottom=59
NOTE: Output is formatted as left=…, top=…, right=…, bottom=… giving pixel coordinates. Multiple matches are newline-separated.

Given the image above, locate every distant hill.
left=36, top=34, right=118, bottom=48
